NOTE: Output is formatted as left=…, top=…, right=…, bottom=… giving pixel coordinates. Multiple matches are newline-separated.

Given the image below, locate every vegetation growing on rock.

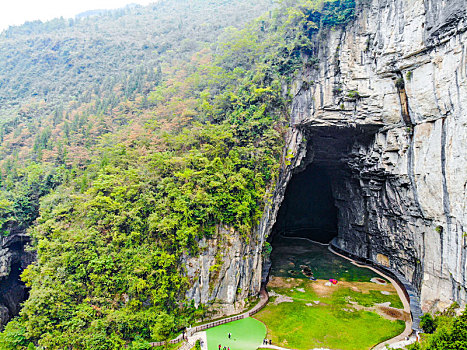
left=408, top=304, right=467, bottom=350
left=0, top=0, right=357, bottom=348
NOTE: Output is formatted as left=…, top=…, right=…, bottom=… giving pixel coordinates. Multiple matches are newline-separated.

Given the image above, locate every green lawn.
left=206, top=317, right=266, bottom=350
left=255, top=300, right=405, bottom=350
left=254, top=236, right=406, bottom=350
left=335, top=288, right=404, bottom=309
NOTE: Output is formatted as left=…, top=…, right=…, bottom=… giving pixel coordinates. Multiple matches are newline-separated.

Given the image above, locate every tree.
left=420, top=313, right=436, bottom=334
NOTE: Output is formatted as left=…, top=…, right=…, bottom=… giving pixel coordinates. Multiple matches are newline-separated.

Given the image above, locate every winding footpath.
left=150, top=287, right=269, bottom=348
left=328, top=246, right=415, bottom=350
left=152, top=237, right=418, bottom=350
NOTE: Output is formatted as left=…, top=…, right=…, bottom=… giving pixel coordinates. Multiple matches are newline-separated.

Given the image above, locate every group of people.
left=218, top=332, right=232, bottom=350
left=263, top=338, right=272, bottom=345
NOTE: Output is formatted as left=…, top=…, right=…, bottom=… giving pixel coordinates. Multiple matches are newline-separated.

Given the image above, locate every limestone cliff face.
left=273, top=0, right=467, bottom=312
left=184, top=226, right=263, bottom=315
left=187, top=0, right=467, bottom=314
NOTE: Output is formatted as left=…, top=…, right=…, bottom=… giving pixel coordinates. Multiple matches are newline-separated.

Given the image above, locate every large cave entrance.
left=258, top=125, right=412, bottom=348
left=274, top=163, right=338, bottom=243
left=271, top=125, right=380, bottom=246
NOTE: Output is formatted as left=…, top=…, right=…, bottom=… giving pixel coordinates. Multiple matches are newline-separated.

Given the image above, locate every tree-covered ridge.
left=0, top=0, right=275, bottom=238
left=0, top=0, right=357, bottom=348
left=0, top=0, right=274, bottom=117
left=0, top=0, right=275, bottom=175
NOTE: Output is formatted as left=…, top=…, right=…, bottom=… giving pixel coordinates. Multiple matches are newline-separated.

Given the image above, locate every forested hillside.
left=0, top=0, right=275, bottom=117
left=0, top=0, right=356, bottom=348
left=0, top=0, right=274, bottom=239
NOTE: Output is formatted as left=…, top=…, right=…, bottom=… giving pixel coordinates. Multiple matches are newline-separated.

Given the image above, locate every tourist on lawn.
left=228, top=332, right=231, bottom=339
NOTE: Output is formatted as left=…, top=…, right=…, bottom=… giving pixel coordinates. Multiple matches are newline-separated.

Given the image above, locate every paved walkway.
left=186, top=286, right=269, bottom=336
left=151, top=287, right=269, bottom=347
left=260, top=346, right=332, bottom=350
left=185, top=331, right=207, bottom=350
left=154, top=237, right=419, bottom=350
left=386, top=333, right=419, bottom=349
left=328, top=246, right=414, bottom=350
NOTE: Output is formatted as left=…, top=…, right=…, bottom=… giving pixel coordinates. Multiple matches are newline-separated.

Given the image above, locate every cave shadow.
left=272, top=163, right=338, bottom=244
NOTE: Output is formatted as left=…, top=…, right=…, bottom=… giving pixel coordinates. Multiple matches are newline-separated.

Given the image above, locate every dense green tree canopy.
left=0, top=0, right=357, bottom=348
left=409, top=306, right=467, bottom=350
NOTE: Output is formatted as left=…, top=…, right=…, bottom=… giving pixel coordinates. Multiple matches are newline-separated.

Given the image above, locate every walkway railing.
left=329, top=238, right=422, bottom=332
left=149, top=333, right=184, bottom=347
left=150, top=286, right=269, bottom=347
left=177, top=340, right=195, bottom=350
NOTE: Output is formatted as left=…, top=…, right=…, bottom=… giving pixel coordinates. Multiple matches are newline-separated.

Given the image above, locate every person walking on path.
left=228, top=332, right=231, bottom=339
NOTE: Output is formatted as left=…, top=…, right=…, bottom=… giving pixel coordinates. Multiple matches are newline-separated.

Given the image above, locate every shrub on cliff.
left=423, top=310, right=467, bottom=350
left=420, top=313, right=436, bottom=333
left=409, top=308, right=467, bottom=350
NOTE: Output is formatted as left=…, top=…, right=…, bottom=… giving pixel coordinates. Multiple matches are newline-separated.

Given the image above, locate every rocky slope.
left=189, top=0, right=467, bottom=315
left=0, top=234, right=33, bottom=329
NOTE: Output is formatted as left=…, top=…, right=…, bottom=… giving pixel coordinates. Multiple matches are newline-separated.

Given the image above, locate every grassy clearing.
left=206, top=317, right=266, bottom=350
left=338, top=288, right=404, bottom=309
left=268, top=277, right=403, bottom=308
left=254, top=236, right=406, bottom=350
left=255, top=300, right=405, bottom=350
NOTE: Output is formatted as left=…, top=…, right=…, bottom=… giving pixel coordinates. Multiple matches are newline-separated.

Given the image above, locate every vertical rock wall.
left=184, top=226, right=263, bottom=315
left=268, top=0, right=467, bottom=312
left=0, top=234, right=32, bottom=329
left=186, top=0, right=467, bottom=314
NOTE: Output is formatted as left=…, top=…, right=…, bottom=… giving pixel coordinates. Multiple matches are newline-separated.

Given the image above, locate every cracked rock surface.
left=0, top=234, right=33, bottom=329
left=182, top=0, right=467, bottom=313
left=186, top=0, right=467, bottom=315
left=269, top=0, right=467, bottom=313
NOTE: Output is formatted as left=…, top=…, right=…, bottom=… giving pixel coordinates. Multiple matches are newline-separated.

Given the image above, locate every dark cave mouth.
left=271, top=125, right=380, bottom=245
left=273, top=163, right=338, bottom=244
